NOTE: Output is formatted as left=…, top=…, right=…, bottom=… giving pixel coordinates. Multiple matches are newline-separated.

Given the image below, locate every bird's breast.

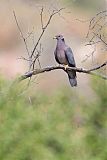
left=56, top=49, right=68, bottom=65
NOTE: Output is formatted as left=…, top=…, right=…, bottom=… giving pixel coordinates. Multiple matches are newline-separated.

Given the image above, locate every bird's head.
left=53, top=34, right=65, bottom=41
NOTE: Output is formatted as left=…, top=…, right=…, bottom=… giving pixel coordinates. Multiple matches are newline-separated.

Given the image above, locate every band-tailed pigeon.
left=54, top=35, right=77, bottom=87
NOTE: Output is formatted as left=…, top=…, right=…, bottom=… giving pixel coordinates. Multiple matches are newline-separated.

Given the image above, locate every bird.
left=54, top=34, right=77, bottom=87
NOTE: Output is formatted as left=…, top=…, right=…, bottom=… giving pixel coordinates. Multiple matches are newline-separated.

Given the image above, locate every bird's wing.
left=65, top=47, right=77, bottom=86
left=65, top=47, right=76, bottom=67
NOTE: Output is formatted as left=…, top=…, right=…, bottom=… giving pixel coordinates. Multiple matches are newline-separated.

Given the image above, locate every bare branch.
left=17, top=56, right=30, bottom=61
left=40, top=7, right=44, bottom=30
left=87, top=61, right=107, bottom=72
left=77, top=10, right=107, bottom=64
left=15, top=8, right=107, bottom=87
left=18, top=61, right=107, bottom=82
left=93, top=32, right=107, bottom=47
left=13, top=11, right=30, bottom=58
left=13, top=10, right=32, bottom=71
left=30, top=7, right=64, bottom=59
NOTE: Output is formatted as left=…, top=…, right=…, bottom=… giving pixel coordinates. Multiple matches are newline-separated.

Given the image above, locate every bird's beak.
left=53, top=36, right=57, bottom=39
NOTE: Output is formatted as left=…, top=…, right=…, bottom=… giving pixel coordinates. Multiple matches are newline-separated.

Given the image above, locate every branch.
left=30, top=8, right=64, bottom=58
left=14, top=7, right=65, bottom=76
left=13, top=11, right=32, bottom=71
left=13, top=11, right=30, bottom=57
left=18, top=61, right=107, bottom=81
left=77, top=10, right=107, bottom=63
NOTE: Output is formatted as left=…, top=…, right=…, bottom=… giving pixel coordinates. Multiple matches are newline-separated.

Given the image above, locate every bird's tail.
left=67, top=70, right=77, bottom=87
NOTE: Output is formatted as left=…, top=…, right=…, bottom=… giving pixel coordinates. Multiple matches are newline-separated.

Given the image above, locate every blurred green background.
left=67, top=0, right=105, bottom=10
left=0, top=77, right=107, bottom=160
left=0, top=0, right=107, bottom=160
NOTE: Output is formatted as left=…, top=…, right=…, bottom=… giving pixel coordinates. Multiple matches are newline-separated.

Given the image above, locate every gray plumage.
left=54, top=35, right=77, bottom=87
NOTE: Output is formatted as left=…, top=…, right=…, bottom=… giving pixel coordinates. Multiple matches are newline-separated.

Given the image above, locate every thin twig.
left=40, top=7, right=44, bottom=30
left=13, top=11, right=30, bottom=58
left=13, top=11, right=32, bottom=71
left=30, top=7, right=64, bottom=59
left=93, top=32, right=107, bottom=47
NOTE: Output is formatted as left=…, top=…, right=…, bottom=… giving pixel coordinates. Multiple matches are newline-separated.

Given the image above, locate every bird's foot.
left=64, top=65, right=69, bottom=70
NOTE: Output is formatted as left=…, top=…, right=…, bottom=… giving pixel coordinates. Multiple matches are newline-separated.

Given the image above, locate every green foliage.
left=0, top=77, right=107, bottom=160
left=66, top=0, right=105, bottom=11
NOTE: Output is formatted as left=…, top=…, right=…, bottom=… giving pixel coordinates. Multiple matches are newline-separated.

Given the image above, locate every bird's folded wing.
left=65, top=47, right=76, bottom=67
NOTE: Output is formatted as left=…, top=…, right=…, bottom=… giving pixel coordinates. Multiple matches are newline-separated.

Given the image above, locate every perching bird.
left=54, top=35, right=77, bottom=87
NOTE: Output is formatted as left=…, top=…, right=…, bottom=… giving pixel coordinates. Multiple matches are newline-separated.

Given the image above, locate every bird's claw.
left=64, top=65, right=69, bottom=70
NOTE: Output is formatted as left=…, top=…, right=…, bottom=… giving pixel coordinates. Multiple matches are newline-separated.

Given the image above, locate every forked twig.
left=14, top=8, right=107, bottom=85
left=30, top=8, right=64, bottom=58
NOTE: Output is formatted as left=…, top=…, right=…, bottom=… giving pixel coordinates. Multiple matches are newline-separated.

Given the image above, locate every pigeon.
left=54, top=34, right=77, bottom=87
